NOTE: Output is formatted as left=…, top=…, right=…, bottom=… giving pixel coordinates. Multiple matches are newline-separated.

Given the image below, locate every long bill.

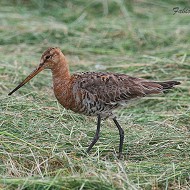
left=8, top=65, right=44, bottom=95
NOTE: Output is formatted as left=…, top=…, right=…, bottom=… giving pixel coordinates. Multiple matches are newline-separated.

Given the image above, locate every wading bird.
left=8, top=47, right=180, bottom=158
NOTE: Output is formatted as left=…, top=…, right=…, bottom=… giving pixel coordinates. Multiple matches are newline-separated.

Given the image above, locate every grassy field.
left=0, top=0, right=190, bottom=189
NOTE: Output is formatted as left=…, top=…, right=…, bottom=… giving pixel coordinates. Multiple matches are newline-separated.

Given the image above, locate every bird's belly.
left=76, top=98, right=119, bottom=117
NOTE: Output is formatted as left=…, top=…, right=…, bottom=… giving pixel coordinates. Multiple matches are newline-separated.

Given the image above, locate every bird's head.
left=40, top=47, right=65, bottom=69
left=8, top=47, right=65, bottom=95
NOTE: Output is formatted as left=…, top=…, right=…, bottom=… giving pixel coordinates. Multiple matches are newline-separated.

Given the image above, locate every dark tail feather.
left=155, top=81, right=181, bottom=90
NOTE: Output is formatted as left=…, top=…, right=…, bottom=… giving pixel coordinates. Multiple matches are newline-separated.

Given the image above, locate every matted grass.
left=0, top=0, right=190, bottom=189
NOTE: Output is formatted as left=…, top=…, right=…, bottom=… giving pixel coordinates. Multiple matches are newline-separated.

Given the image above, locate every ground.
left=0, top=0, right=190, bottom=189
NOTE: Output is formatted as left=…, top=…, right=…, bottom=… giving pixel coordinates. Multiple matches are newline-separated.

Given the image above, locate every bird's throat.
left=51, top=60, right=72, bottom=109
left=51, top=58, right=71, bottom=82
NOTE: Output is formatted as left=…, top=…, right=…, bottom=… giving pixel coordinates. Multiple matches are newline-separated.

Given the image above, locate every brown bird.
left=8, top=47, right=180, bottom=157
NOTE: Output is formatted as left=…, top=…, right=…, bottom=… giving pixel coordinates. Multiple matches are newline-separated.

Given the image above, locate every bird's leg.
left=86, top=114, right=101, bottom=153
left=113, top=117, right=124, bottom=158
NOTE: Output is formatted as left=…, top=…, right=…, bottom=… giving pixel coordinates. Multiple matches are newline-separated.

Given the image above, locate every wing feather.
left=73, top=72, right=163, bottom=105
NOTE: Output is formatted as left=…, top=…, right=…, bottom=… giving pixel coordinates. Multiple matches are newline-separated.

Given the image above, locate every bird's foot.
left=117, top=152, right=124, bottom=159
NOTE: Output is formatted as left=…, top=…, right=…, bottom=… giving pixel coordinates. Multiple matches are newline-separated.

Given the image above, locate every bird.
left=8, top=47, right=180, bottom=158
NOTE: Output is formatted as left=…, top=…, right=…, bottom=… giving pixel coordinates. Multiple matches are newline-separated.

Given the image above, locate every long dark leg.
left=113, top=117, right=124, bottom=157
left=86, top=114, right=101, bottom=153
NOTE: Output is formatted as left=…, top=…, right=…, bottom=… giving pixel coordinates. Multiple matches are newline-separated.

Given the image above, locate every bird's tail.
left=154, top=81, right=181, bottom=90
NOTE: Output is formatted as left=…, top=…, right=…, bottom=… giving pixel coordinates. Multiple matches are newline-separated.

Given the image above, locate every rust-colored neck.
left=51, top=56, right=71, bottom=81
left=51, top=55, right=73, bottom=110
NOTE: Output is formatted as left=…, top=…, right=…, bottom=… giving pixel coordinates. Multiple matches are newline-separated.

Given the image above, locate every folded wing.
left=73, top=72, right=180, bottom=105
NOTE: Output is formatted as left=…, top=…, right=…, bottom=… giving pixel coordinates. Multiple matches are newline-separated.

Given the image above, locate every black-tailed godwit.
left=8, top=47, right=180, bottom=157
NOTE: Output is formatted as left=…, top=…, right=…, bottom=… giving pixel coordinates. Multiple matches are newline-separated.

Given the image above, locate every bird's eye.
left=45, top=55, right=51, bottom=60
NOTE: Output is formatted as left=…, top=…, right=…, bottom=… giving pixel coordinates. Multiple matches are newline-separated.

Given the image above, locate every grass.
left=0, top=0, right=190, bottom=189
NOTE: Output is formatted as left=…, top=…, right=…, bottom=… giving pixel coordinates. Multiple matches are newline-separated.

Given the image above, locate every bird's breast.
left=52, top=80, right=74, bottom=109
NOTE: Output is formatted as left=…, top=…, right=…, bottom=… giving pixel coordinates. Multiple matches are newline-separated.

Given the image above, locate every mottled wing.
left=74, top=72, right=163, bottom=105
